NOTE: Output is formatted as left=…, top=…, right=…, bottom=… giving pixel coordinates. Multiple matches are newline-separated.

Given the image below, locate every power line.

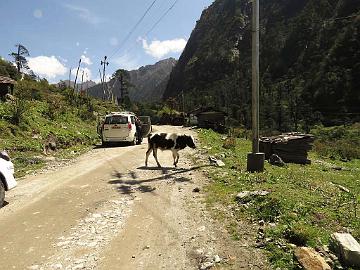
left=109, top=0, right=181, bottom=64
left=145, top=0, right=179, bottom=37
left=109, top=0, right=158, bottom=59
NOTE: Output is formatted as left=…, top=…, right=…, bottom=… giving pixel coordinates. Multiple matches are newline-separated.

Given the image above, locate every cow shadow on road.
left=108, top=165, right=210, bottom=195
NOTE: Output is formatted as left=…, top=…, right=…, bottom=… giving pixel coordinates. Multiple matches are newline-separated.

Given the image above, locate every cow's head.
left=186, top=135, right=196, bottom=149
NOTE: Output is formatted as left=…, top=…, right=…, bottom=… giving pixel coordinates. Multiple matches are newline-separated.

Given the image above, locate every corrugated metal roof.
left=0, top=75, right=16, bottom=84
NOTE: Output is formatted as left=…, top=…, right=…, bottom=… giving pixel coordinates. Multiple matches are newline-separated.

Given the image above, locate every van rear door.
left=102, top=115, right=131, bottom=140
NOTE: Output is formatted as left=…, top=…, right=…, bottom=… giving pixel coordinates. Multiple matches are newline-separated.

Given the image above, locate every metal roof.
left=0, top=76, right=16, bottom=85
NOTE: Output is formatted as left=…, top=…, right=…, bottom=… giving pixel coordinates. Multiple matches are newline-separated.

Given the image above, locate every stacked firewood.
left=259, top=133, right=315, bottom=164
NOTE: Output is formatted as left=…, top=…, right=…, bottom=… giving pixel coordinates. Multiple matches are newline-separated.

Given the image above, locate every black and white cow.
left=145, top=133, right=196, bottom=167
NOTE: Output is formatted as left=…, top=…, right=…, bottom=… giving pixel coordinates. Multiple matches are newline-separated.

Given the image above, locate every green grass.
left=0, top=80, right=120, bottom=178
left=197, top=128, right=360, bottom=269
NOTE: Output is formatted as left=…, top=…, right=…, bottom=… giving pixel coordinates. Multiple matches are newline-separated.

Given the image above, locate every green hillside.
left=0, top=59, right=118, bottom=176
left=164, top=0, right=360, bottom=130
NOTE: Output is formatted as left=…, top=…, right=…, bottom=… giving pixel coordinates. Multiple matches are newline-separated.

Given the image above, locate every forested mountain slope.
left=164, top=0, right=360, bottom=130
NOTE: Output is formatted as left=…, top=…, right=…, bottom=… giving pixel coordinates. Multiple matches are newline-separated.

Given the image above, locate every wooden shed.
left=192, top=107, right=227, bottom=132
left=0, top=76, right=15, bottom=99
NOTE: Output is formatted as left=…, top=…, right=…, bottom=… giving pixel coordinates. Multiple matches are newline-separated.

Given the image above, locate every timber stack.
left=259, top=133, right=315, bottom=164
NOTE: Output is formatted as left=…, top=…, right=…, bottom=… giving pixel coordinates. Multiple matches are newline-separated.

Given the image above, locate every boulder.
left=269, top=154, right=286, bottom=167
left=294, top=247, right=331, bottom=270
left=329, top=233, right=360, bottom=268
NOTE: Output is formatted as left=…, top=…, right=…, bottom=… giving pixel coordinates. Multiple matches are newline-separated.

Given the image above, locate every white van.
left=100, top=112, right=138, bottom=146
left=0, top=151, right=17, bottom=208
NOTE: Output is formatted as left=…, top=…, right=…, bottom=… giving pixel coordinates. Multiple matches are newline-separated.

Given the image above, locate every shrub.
left=8, top=98, right=28, bottom=125
left=312, top=124, right=360, bottom=159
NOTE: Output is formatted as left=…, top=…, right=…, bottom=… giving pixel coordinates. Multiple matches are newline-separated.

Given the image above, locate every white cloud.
left=28, top=56, right=67, bottom=80
left=81, top=55, right=92, bottom=65
left=110, top=37, right=118, bottom=46
left=33, top=9, right=43, bottom=19
left=76, top=42, right=80, bottom=47
left=141, top=38, right=187, bottom=58
left=64, top=4, right=105, bottom=25
left=113, top=54, right=141, bottom=71
left=83, top=48, right=89, bottom=55
left=72, top=67, right=92, bottom=82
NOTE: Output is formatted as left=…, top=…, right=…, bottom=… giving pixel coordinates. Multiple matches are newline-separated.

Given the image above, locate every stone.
left=329, top=233, right=360, bottom=268
left=235, top=190, right=270, bottom=203
left=193, top=187, right=200, bottom=193
left=294, top=247, right=331, bottom=270
left=200, top=261, right=214, bottom=270
left=213, top=254, right=221, bottom=263
left=215, top=160, right=225, bottom=167
left=269, top=154, right=286, bottom=167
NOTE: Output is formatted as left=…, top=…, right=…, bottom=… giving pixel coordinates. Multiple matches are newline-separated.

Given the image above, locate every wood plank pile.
left=259, top=133, right=315, bottom=164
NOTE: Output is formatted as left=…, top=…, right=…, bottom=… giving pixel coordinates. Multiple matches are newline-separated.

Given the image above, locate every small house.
left=0, top=76, right=15, bottom=99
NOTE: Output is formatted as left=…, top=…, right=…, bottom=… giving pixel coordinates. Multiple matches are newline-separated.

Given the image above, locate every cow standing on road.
left=145, top=133, right=196, bottom=167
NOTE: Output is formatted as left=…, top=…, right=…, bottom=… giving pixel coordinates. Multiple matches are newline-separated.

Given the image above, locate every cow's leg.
left=145, top=146, right=153, bottom=167
left=153, top=148, right=161, bottom=167
left=172, top=150, right=177, bottom=167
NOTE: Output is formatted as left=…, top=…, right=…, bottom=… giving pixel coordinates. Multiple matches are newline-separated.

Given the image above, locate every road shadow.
left=108, top=164, right=211, bottom=195
left=0, top=201, right=9, bottom=209
left=93, top=142, right=137, bottom=149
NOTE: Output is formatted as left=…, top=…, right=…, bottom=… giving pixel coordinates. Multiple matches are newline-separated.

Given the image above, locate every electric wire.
left=144, top=0, right=180, bottom=37
left=108, top=0, right=158, bottom=60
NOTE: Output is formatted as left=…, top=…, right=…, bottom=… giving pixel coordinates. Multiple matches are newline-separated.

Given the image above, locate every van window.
left=130, top=116, right=135, bottom=124
left=105, top=115, right=128, bottom=124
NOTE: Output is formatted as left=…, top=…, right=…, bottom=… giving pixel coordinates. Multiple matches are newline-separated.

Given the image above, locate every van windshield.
left=105, top=115, right=128, bottom=124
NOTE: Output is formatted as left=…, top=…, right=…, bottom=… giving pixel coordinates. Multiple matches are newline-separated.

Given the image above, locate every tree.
left=0, top=58, right=19, bottom=80
left=9, top=44, right=30, bottom=73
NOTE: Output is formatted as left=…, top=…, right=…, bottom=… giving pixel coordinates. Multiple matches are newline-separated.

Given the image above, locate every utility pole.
left=101, top=56, right=109, bottom=99
left=74, top=59, right=82, bottom=92
left=247, top=0, right=265, bottom=172
left=68, top=68, right=72, bottom=88
left=80, top=70, right=84, bottom=93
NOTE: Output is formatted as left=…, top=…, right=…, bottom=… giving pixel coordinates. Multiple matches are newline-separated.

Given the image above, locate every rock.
left=208, top=156, right=225, bottom=167
left=329, top=233, right=360, bottom=268
left=200, top=261, right=214, bottom=270
left=216, top=160, right=225, bottom=167
left=235, top=190, right=270, bottom=203
left=193, top=187, right=200, bottom=193
left=213, top=254, right=221, bottom=263
left=269, top=154, right=286, bottom=167
left=294, top=247, right=331, bottom=270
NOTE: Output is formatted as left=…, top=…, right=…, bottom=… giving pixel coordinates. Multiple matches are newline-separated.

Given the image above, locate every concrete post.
left=247, top=0, right=265, bottom=172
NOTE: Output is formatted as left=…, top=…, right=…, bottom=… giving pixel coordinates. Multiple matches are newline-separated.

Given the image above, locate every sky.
left=0, top=0, right=213, bottom=83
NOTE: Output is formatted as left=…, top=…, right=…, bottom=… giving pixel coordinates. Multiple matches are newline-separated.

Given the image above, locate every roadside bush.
left=8, top=98, right=29, bottom=125
left=223, top=137, right=236, bottom=149
left=283, top=221, right=319, bottom=246
left=312, top=124, right=360, bottom=159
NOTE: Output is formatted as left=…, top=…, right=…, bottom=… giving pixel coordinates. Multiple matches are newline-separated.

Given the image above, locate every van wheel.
left=0, top=180, right=5, bottom=208
left=102, top=140, right=108, bottom=147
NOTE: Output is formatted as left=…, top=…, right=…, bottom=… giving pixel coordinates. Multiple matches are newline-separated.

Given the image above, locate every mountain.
left=57, top=80, right=97, bottom=91
left=87, top=58, right=176, bottom=103
left=163, top=0, right=360, bottom=129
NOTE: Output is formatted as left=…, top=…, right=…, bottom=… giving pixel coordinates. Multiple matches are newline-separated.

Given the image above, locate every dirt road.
left=0, top=126, right=268, bottom=270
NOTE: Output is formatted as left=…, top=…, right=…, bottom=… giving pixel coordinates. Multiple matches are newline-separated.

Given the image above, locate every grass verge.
left=197, top=128, right=360, bottom=269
